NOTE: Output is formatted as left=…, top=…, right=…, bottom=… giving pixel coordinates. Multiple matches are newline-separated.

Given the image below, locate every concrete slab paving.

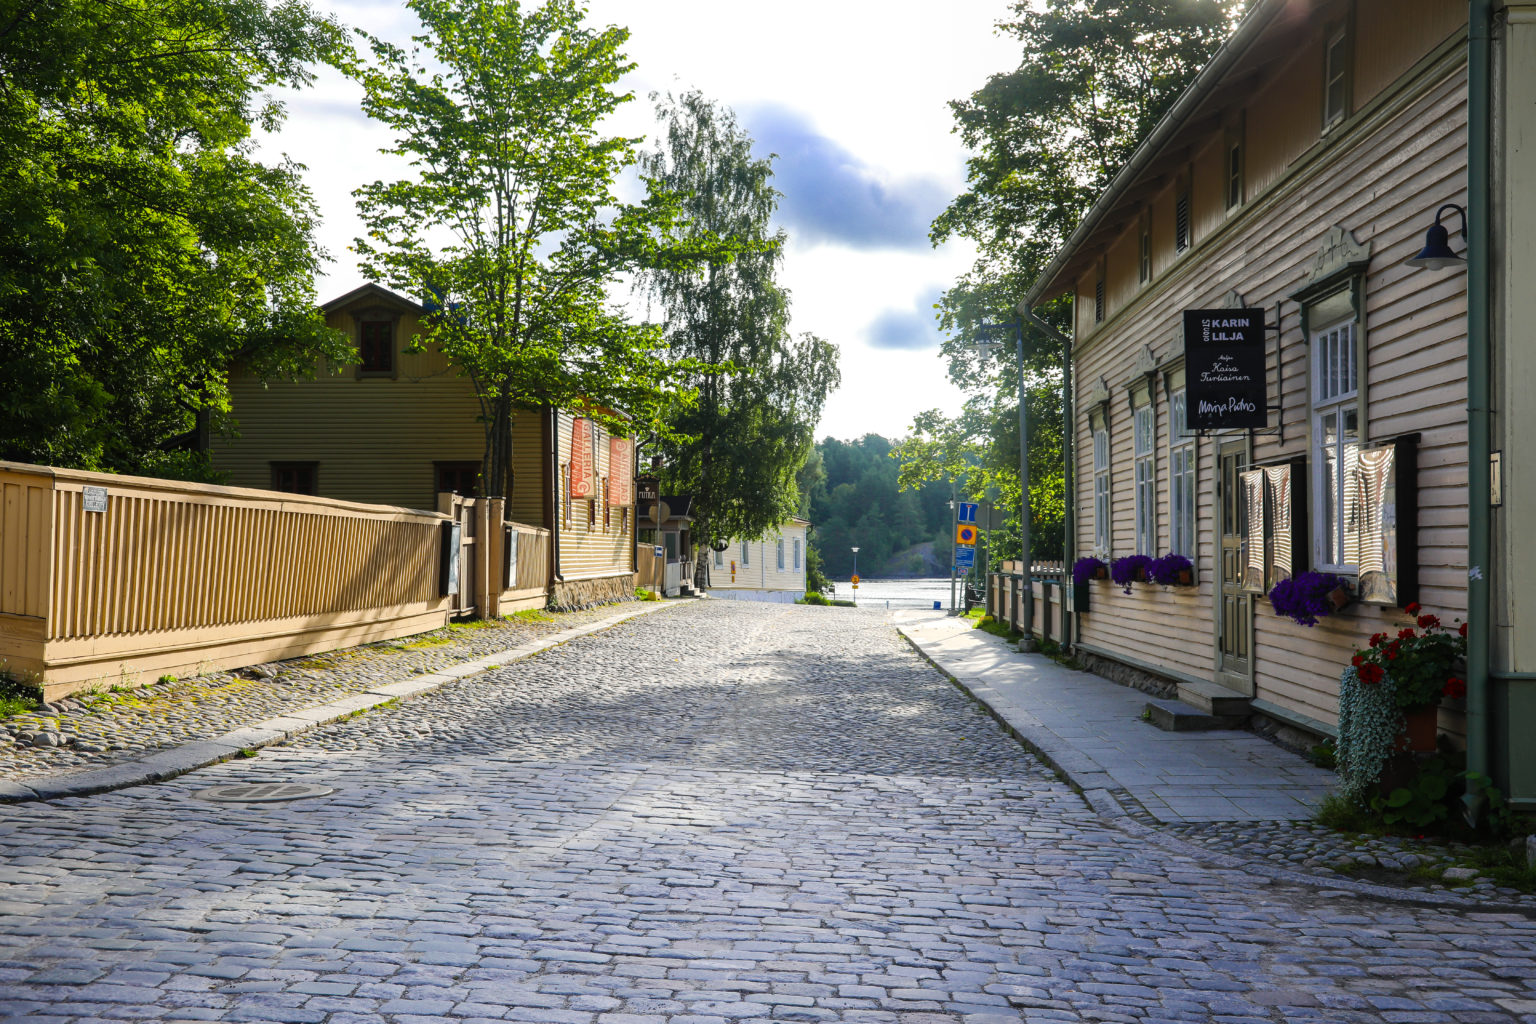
left=896, top=609, right=1337, bottom=823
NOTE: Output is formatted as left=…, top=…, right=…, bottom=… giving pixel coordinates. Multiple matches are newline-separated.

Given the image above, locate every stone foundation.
left=550, top=574, right=637, bottom=612
left=1076, top=649, right=1178, bottom=700
left=1248, top=708, right=1330, bottom=756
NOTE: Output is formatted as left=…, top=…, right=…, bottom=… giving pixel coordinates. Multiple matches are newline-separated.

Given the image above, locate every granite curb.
left=0, top=601, right=674, bottom=805
left=897, top=621, right=1536, bottom=918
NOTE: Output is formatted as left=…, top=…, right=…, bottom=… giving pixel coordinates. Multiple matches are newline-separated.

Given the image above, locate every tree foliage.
left=804, top=435, right=954, bottom=579
left=0, top=0, right=352, bottom=476
left=897, top=0, right=1242, bottom=564
left=639, top=91, right=840, bottom=575
left=353, top=0, right=733, bottom=495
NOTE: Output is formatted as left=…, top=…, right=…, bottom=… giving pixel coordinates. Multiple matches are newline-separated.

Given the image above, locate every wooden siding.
left=709, top=523, right=809, bottom=592
left=553, top=411, right=635, bottom=582
left=1069, top=54, right=1468, bottom=729
left=505, top=411, right=547, bottom=528
left=0, top=461, right=450, bottom=698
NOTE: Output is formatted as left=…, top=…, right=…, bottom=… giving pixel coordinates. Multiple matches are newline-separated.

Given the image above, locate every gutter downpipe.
left=1019, top=305, right=1075, bottom=652
left=1466, top=0, right=1493, bottom=790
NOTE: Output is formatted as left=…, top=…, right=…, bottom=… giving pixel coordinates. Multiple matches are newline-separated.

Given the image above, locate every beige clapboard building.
left=209, top=284, right=637, bottom=608
left=1031, top=1, right=1498, bottom=754
left=706, top=519, right=811, bottom=603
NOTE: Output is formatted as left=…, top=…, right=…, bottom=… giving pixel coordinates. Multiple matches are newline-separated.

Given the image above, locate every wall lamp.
left=1404, top=202, right=1467, bottom=271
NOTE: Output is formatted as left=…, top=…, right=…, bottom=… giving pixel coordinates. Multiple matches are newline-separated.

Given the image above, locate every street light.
left=975, top=319, right=1032, bottom=638
left=850, top=546, right=859, bottom=577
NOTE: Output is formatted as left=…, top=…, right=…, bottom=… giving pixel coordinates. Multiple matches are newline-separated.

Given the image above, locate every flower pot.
left=1328, top=585, right=1352, bottom=610
left=1093, top=567, right=1108, bottom=580
left=1396, top=704, right=1439, bottom=752
left=1134, top=567, right=1149, bottom=583
left=1176, top=569, right=1193, bottom=586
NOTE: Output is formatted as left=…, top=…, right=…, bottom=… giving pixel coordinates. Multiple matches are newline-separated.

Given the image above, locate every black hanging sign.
left=1183, top=308, right=1268, bottom=430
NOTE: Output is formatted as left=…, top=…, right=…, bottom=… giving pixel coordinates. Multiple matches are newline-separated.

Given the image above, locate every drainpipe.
left=547, top=406, right=563, bottom=590
left=1465, top=0, right=1493, bottom=789
left=1019, top=304, right=1075, bottom=651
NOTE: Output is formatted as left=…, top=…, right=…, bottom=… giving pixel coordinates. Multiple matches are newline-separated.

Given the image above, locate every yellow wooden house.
left=208, top=283, right=637, bottom=609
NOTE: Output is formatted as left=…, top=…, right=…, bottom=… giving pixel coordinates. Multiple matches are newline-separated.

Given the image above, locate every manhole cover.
left=196, top=782, right=333, bottom=803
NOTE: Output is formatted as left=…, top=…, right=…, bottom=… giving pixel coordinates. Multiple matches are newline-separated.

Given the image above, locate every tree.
left=897, top=0, right=1243, bottom=565
left=353, top=0, right=730, bottom=496
left=0, top=0, right=352, bottom=476
left=638, top=91, right=840, bottom=582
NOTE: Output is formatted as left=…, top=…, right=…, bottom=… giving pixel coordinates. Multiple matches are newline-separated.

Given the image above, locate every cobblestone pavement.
left=3, top=601, right=1536, bottom=1024
left=0, top=605, right=636, bottom=781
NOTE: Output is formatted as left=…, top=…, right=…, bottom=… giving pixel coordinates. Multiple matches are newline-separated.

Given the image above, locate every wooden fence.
left=988, top=561, right=1067, bottom=645
left=0, top=462, right=557, bottom=699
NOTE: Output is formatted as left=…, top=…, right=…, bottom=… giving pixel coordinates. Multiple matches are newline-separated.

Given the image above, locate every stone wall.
left=1076, top=649, right=1178, bottom=700
left=550, top=573, right=636, bottom=612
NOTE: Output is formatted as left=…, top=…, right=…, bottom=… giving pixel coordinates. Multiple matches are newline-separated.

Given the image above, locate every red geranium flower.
left=1417, top=614, right=1440, bottom=629
left=1406, top=601, right=1421, bottom=616
left=1444, top=676, right=1467, bottom=700
left=1459, top=621, right=1469, bottom=637
left=1398, top=627, right=1417, bottom=640
left=1368, top=632, right=1385, bottom=648
left=1351, top=654, right=1364, bottom=668
left=1359, top=663, right=1385, bottom=684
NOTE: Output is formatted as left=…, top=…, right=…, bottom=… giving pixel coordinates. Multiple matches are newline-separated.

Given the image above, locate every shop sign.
left=1183, top=308, right=1267, bottom=430
left=569, top=417, right=596, bottom=498
left=608, top=437, right=633, bottom=505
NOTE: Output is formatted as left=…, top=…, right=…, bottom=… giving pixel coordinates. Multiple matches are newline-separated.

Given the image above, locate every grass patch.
left=796, top=592, right=830, bottom=606
left=447, top=619, right=498, bottom=631
left=397, top=636, right=454, bottom=650
left=974, top=614, right=1022, bottom=642
left=831, top=599, right=857, bottom=607
left=296, top=655, right=346, bottom=670
left=0, top=674, right=42, bottom=718
left=508, top=608, right=555, bottom=622
left=634, top=587, right=662, bottom=602
left=237, top=748, right=258, bottom=758
left=964, top=606, right=986, bottom=621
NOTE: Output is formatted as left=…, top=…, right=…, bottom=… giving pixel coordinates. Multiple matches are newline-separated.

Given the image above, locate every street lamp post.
left=976, top=319, right=1032, bottom=638
left=851, top=546, right=859, bottom=585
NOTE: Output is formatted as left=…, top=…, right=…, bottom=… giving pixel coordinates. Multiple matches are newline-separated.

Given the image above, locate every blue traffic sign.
left=957, top=501, right=979, bottom=524
left=954, top=546, right=976, bottom=569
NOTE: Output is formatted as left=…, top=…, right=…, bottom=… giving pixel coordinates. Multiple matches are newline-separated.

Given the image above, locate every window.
left=1168, top=390, right=1196, bottom=558
left=434, top=461, right=479, bottom=497
left=1133, top=403, right=1156, bottom=554
left=1312, top=318, right=1360, bottom=569
left=793, top=538, right=801, bottom=570
left=602, top=479, right=610, bottom=531
left=358, top=320, right=393, bottom=374
left=776, top=538, right=785, bottom=570
left=561, top=465, right=571, bottom=528
left=587, top=498, right=596, bottom=531
left=1226, top=138, right=1243, bottom=210
left=1174, top=191, right=1191, bottom=253
left=270, top=462, right=317, bottom=495
left=740, top=540, right=749, bottom=567
left=1139, top=223, right=1152, bottom=284
left=715, top=547, right=724, bottom=568
left=1092, top=426, right=1111, bottom=554
left=1094, top=277, right=1106, bottom=324
left=1324, top=27, right=1350, bottom=127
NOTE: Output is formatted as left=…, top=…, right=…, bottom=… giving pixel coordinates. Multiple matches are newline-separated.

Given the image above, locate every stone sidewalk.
left=896, top=609, right=1337, bottom=824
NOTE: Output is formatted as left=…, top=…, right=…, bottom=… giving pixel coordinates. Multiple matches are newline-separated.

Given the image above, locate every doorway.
left=1216, top=439, right=1253, bottom=693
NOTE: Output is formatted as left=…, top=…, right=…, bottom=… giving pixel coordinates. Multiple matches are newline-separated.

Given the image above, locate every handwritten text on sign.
left=1183, top=308, right=1268, bottom=430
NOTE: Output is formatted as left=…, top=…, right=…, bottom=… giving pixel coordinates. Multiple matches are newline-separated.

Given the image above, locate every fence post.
left=486, top=498, right=506, bottom=615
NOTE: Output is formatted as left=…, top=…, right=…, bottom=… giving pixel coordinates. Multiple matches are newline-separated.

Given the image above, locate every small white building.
left=707, top=518, right=810, bottom=603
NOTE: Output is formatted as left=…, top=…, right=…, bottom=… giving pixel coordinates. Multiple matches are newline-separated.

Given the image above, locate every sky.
left=258, top=0, right=1021, bottom=442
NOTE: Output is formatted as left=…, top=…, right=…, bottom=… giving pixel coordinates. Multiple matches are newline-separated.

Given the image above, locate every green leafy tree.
left=0, top=0, right=352, bottom=476
left=806, top=435, right=952, bottom=578
left=898, top=0, right=1242, bottom=565
left=638, top=91, right=840, bottom=583
left=353, top=0, right=731, bottom=495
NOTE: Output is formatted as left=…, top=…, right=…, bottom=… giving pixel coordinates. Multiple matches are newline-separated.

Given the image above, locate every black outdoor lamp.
left=1404, top=202, right=1467, bottom=270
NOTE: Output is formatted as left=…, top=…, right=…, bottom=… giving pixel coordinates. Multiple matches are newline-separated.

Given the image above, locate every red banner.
left=608, top=437, right=633, bottom=506
left=569, top=418, right=596, bottom=499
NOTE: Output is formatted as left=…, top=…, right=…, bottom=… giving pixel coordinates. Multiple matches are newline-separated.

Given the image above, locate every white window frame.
left=715, top=546, right=723, bottom=568
left=1312, top=317, right=1361, bottom=571
left=1133, top=402, right=1156, bottom=554
left=1092, top=425, right=1111, bottom=555
left=1168, top=389, right=1196, bottom=559
left=776, top=538, right=785, bottom=570
left=740, top=540, right=749, bottom=567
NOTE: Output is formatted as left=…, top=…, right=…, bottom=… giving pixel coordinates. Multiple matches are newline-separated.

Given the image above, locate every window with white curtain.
left=740, top=540, right=749, bottom=567
left=1093, top=426, right=1111, bottom=554
left=793, top=538, right=801, bottom=569
left=1313, top=318, right=1361, bottom=570
left=1134, top=403, right=1156, bottom=554
left=1168, top=389, right=1196, bottom=558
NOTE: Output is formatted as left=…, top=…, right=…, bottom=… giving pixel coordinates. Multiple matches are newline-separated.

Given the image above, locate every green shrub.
left=634, top=588, right=662, bottom=602
left=797, top=591, right=830, bottom=606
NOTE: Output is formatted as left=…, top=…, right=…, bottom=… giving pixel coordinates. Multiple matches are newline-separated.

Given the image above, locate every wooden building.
left=1028, top=1, right=1473, bottom=748
left=209, top=284, right=638, bottom=609
left=707, top=519, right=811, bottom=603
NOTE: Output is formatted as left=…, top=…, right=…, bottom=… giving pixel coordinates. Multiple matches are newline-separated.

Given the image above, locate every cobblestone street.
left=2, top=601, right=1535, bottom=1024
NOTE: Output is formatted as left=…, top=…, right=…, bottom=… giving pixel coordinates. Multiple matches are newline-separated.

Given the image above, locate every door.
left=1216, top=440, right=1252, bottom=693
left=663, top=530, right=680, bottom=596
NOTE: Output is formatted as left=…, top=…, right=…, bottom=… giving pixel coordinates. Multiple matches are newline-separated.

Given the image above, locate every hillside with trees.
left=801, top=435, right=954, bottom=579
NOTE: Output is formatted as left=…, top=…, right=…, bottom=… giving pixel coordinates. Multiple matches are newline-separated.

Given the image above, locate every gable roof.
left=321, top=282, right=426, bottom=315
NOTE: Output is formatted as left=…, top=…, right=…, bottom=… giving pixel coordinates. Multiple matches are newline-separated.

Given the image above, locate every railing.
left=2, top=461, right=452, bottom=699
left=987, top=561, right=1068, bottom=644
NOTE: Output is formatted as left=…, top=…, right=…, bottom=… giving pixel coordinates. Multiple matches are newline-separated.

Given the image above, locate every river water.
left=835, top=576, right=963, bottom=610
